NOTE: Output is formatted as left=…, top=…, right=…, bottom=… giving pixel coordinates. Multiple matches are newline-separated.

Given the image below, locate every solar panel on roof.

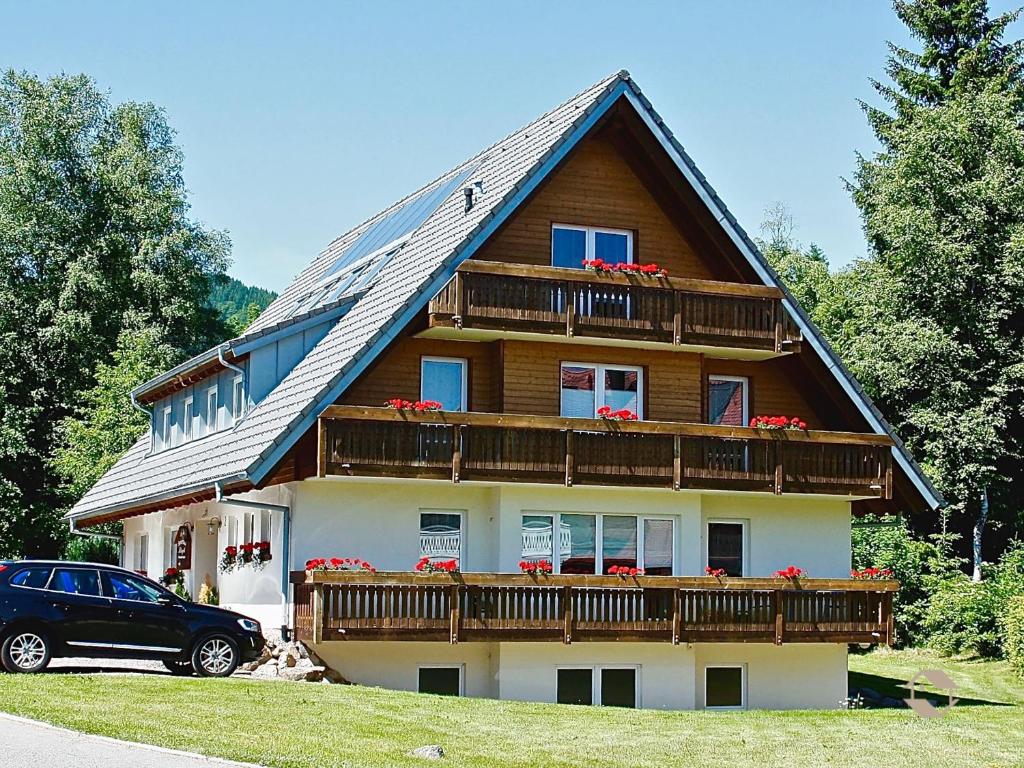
left=323, top=164, right=479, bottom=278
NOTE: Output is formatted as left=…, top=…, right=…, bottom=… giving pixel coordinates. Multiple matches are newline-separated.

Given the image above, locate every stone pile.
left=242, top=635, right=349, bottom=684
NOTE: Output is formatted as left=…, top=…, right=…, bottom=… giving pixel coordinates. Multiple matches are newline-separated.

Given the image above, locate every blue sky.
left=4, top=1, right=1020, bottom=292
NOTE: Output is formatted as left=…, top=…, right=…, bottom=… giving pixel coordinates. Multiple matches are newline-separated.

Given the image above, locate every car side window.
left=9, top=567, right=52, bottom=589
left=102, top=572, right=163, bottom=603
left=49, top=568, right=101, bottom=597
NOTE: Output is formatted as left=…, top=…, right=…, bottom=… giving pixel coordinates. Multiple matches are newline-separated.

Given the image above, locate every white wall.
left=291, top=479, right=851, bottom=578
left=313, top=641, right=498, bottom=698
left=694, top=643, right=848, bottom=710
left=310, top=639, right=847, bottom=710
left=498, top=642, right=696, bottom=710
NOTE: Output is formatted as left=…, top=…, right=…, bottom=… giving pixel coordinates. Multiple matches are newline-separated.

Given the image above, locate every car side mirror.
left=156, top=595, right=176, bottom=607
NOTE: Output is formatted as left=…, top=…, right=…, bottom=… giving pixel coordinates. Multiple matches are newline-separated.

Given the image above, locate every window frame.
left=420, top=356, right=468, bottom=412
left=707, top=374, right=749, bottom=426
left=551, top=224, right=634, bottom=268
left=417, top=664, right=465, bottom=697
left=522, top=512, right=675, bottom=576
left=205, top=386, right=219, bottom=435
left=419, top=509, right=465, bottom=567
left=704, top=664, right=747, bottom=710
left=705, top=518, right=749, bottom=577
left=48, top=567, right=103, bottom=597
left=231, top=375, right=245, bottom=424
left=135, top=533, right=149, bottom=575
left=183, top=396, right=194, bottom=441
left=555, top=664, right=641, bottom=708
left=559, top=362, right=643, bottom=419
left=159, top=406, right=172, bottom=449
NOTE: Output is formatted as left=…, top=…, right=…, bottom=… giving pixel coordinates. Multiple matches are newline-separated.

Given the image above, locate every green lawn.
left=0, top=650, right=1021, bottom=768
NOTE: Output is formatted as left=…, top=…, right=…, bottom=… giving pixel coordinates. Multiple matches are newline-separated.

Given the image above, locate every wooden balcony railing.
left=291, top=571, right=896, bottom=646
left=318, top=406, right=894, bottom=499
left=427, top=260, right=802, bottom=354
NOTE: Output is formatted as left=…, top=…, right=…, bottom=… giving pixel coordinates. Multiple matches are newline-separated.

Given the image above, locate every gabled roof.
left=69, top=70, right=941, bottom=523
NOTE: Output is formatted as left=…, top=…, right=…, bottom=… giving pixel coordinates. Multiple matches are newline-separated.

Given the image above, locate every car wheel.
left=191, top=635, right=238, bottom=678
left=1, top=630, right=51, bottom=674
left=162, top=659, right=194, bottom=676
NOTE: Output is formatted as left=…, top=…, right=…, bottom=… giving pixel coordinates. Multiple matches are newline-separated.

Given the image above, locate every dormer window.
left=159, top=406, right=172, bottom=449
left=183, top=396, right=194, bottom=441
left=231, top=375, right=245, bottom=424
left=551, top=224, right=633, bottom=269
left=206, top=386, right=219, bottom=434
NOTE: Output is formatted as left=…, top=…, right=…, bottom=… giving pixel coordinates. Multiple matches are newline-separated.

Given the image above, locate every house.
left=68, top=71, right=941, bottom=710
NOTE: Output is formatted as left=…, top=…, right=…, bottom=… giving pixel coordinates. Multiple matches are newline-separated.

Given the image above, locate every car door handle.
left=51, top=603, right=69, bottom=612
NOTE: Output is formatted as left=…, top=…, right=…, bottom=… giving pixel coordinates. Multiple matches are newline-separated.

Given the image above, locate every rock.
left=294, top=657, right=315, bottom=670
left=270, top=646, right=282, bottom=659
left=324, top=668, right=350, bottom=685
left=240, top=660, right=261, bottom=672
left=252, top=664, right=280, bottom=679
left=279, top=664, right=325, bottom=682
left=409, top=745, right=444, bottom=760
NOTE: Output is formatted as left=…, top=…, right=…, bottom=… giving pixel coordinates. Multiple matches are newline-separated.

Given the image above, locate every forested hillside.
left=208, top=276, right=277, bottom=334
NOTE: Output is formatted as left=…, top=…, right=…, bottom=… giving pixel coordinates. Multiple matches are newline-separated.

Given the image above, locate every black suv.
left=0, top=561, right=264, bottom=677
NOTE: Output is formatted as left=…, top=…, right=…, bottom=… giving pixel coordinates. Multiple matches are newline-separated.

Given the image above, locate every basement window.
left=705, top=665, right=745, bottom=710
left=556, top=666, right=638, bottom=708
left=418, top=666, right=463, bottom=697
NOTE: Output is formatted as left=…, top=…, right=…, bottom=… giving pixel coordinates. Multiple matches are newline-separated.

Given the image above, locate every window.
left=418, top=666, right=463, bottom=696
left=421, top=357, right=467, bottom=412
left=242, top=512, right=254, bottom=547
left=226, top=516, right=238, bottom=552
left=206, top=386, right=219, bottom=434
left=231, top=375, right=245, bottom=423
left=419, top=511, right=463, bottom=566
left=560, top=363, right=641, bottom=419
left=135, top=533, right=149, bottom=575
left=10, top=568, right=52, bottom=590
left=557, top=668, right=593, bottom=705
left=164, top=527, right=177, bottom=569
left=707, top=520, right=746, bottom=577
left=183, top=396, right=194, bottom=441
left=556, top=666, right=638, bottom=708
left=551, top=225, right=632, bottom=269
left=705, top=665, right=745, bottom=709
left=707, top=376, right=748, bottom=426
left=259, top=509, right=272, bottom=548
left=159, top=406, right=172, bottom=449
left=560, top=513, right=597, bottom=574
left=102, top=572, right=163, bottom=603
left=525, top=513, right=674, bottom=575
left=50, top=569, right=101, bottom=596
left=601, top=668, right=638, bottom=708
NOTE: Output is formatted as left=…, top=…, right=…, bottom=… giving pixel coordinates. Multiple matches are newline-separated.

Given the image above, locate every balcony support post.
left=673, top=291, right=682, bottom=345
left=563, top=585, right=574, bottom=644
left=774, top=442, right=784, bottom=495
left=565, top=282, right=576, bottom=338
left=452, top=272, right=464, bottom=330
left=884, top=592, right=894, bottom=646
left=312, top=583, right=324, bottom=645
left=565, top=430, right=574, bottom=487
left=452, top=424, right=462, bottom=484
left=773, top=301, right=783, bottom=354
left=672, top=434, right=682, bottom=491
left=450, top=584, right=461, bottom=644
left=672, top=589, right=681, bottom=644
left=317, top=418, right=327, bottom=478
left=774, top=590, right=784, bottom=645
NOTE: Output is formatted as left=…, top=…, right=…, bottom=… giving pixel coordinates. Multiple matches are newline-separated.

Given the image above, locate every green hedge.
left=1006, top=597, right=1024, bottom=678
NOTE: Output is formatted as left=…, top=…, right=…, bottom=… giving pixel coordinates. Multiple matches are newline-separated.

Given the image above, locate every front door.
left=99, top=571, right=190, bottom=655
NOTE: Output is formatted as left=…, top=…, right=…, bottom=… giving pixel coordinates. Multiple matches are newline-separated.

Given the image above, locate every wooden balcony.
left=423, top=260, right=802, bottom=358
left=291, top=571, right=896, bottom=646
left=318, top=406, right=894, bottom=499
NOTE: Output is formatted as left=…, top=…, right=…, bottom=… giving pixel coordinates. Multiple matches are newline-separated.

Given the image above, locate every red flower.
left=607, top=565, right=619, bottom=574
left=165, top=567, right=178, bottom=577
left=705, top=566, right=727, bottom=578
left=225, top=546, right=238, bottom=556
left=773, top=566, right=806, bottom=579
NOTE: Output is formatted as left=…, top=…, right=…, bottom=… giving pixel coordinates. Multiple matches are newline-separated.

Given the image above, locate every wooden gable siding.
left=337, top=335, right=501, bottom=412
left=501, top=340, right=702, bottom=422
left=474, top=135, right=728, bottom=281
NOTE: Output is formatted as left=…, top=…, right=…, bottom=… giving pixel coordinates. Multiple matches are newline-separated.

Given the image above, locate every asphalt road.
left=0, top=714, right=262, bottom=768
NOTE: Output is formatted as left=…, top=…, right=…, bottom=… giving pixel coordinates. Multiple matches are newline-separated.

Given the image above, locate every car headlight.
left=237, top=618, right=260, bottom=633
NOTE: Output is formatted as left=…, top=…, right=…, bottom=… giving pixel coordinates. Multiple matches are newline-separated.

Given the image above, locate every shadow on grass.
left=849, top=670, right=1010, bottom=707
